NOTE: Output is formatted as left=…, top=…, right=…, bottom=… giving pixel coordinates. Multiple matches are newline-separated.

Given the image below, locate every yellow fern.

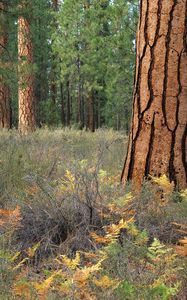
left=10, top=251, right=21, bottom=262
left=73, top=260, right=104, bottom=287
left=60, top=170, right=75, bottom=193
left=91, top=218, right=134, bottom=244
left=27, top=242, right=40, bottom=258
left=106, top=217, right=134, bottom=237
left=13, top=258, right=29, bottom=270
left=151, top=175, right=174, bottom=194
left=90, top=232, right=111, bottom=244
left=33, top=270, right=62, bottom=297
left=59, top=252, right=80, bottom=270
left=180, top=189, right=187, bottom=200
left=93, top=275, right=118, bottom=289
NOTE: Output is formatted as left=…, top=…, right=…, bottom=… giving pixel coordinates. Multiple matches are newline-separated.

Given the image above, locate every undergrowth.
left=0, top=129, right=187, bottom=300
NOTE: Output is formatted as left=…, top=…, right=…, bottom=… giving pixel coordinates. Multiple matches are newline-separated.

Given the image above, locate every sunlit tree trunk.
left=18, top=8, right=36, bottom=134
left=121, top=0, right=187, bottom=190
left=0, top=1, right=11, bottom=129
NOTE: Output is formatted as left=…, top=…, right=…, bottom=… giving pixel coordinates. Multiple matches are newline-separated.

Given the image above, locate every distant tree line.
left=0, top=0, right=138, bottom=134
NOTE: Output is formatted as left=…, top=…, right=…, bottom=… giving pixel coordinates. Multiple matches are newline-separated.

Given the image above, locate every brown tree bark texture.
left=122, top=0, right=187, bottom=189
left=0, top=2, right=11, bottom=129
left=18, top=15, right=36, bottom=134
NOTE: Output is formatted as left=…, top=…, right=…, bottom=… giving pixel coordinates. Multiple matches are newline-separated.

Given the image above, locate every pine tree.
left=18, top=1, right=36, bottom=134
left=121, top=0, right=187, bottom=189
left=53, top=0, right=138, bottom=130
left=0, top=1, right=11, bottom=129
left=33, top=0, right=51, bottom=126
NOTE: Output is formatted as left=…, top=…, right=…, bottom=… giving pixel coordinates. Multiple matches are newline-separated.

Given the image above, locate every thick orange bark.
left=122, top=0, right=187, bottom=190
left=0, top=1, right=11, bottom=129
left=18, top=12, right=36, bottom=134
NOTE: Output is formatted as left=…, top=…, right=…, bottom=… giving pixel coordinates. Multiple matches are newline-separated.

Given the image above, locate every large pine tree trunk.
left=121, top=0, right=187, bottom=190
left=18, top=10, right=36, bottom=134
left=0, top=1, right=11, bottom=129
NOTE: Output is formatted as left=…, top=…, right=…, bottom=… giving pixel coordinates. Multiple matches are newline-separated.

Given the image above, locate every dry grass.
left=0, top=129, right=187, bottom=300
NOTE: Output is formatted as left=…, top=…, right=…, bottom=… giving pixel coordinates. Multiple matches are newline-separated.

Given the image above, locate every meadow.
left=0, top=129, right=187, bottom=300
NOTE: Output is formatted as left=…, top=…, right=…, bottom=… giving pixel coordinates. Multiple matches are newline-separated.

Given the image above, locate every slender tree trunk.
left=86, top=91, right=95, bottom=132
left=94, top=91, right=101, bottom=129
left=66, top=80, right=71, bottom=126
left=81, top=86, right=85, bottom=128
left=121, top=0, right=187, bottom=190
left=76, top=83, right=81, bottom=125
left=51, top=79, right=57, bottom=106
left=95, top=95, right=99, bottom=130
left=18, top=8, right=36, bottom=134
left=76, top=55, right=82, bottom=126
left=60, top=83, right=66, bottom=126
left=50, top=0, right=59, bottom=125
left=0, top=1, right=11, bottom=129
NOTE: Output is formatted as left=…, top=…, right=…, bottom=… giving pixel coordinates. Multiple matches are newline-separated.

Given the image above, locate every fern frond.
left=150, top=175, right=174, bottom=194
left=60, top=252, right=80, bottom=270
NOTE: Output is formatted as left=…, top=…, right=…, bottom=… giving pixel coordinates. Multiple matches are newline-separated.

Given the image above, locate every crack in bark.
left=127, top=0, right=163, bottom=181
left=184, top=0, right=187, bottom=52
left=141, top=0, right=163, bottom=115
left=169, top=50, right=182, bottom=185
left=162, top=0, right=177, bottom=131
left=159, top=0, right=183, bottom=187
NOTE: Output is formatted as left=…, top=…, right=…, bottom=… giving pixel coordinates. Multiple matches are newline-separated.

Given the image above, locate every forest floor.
left=0, top=129, right=187, bottom=300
